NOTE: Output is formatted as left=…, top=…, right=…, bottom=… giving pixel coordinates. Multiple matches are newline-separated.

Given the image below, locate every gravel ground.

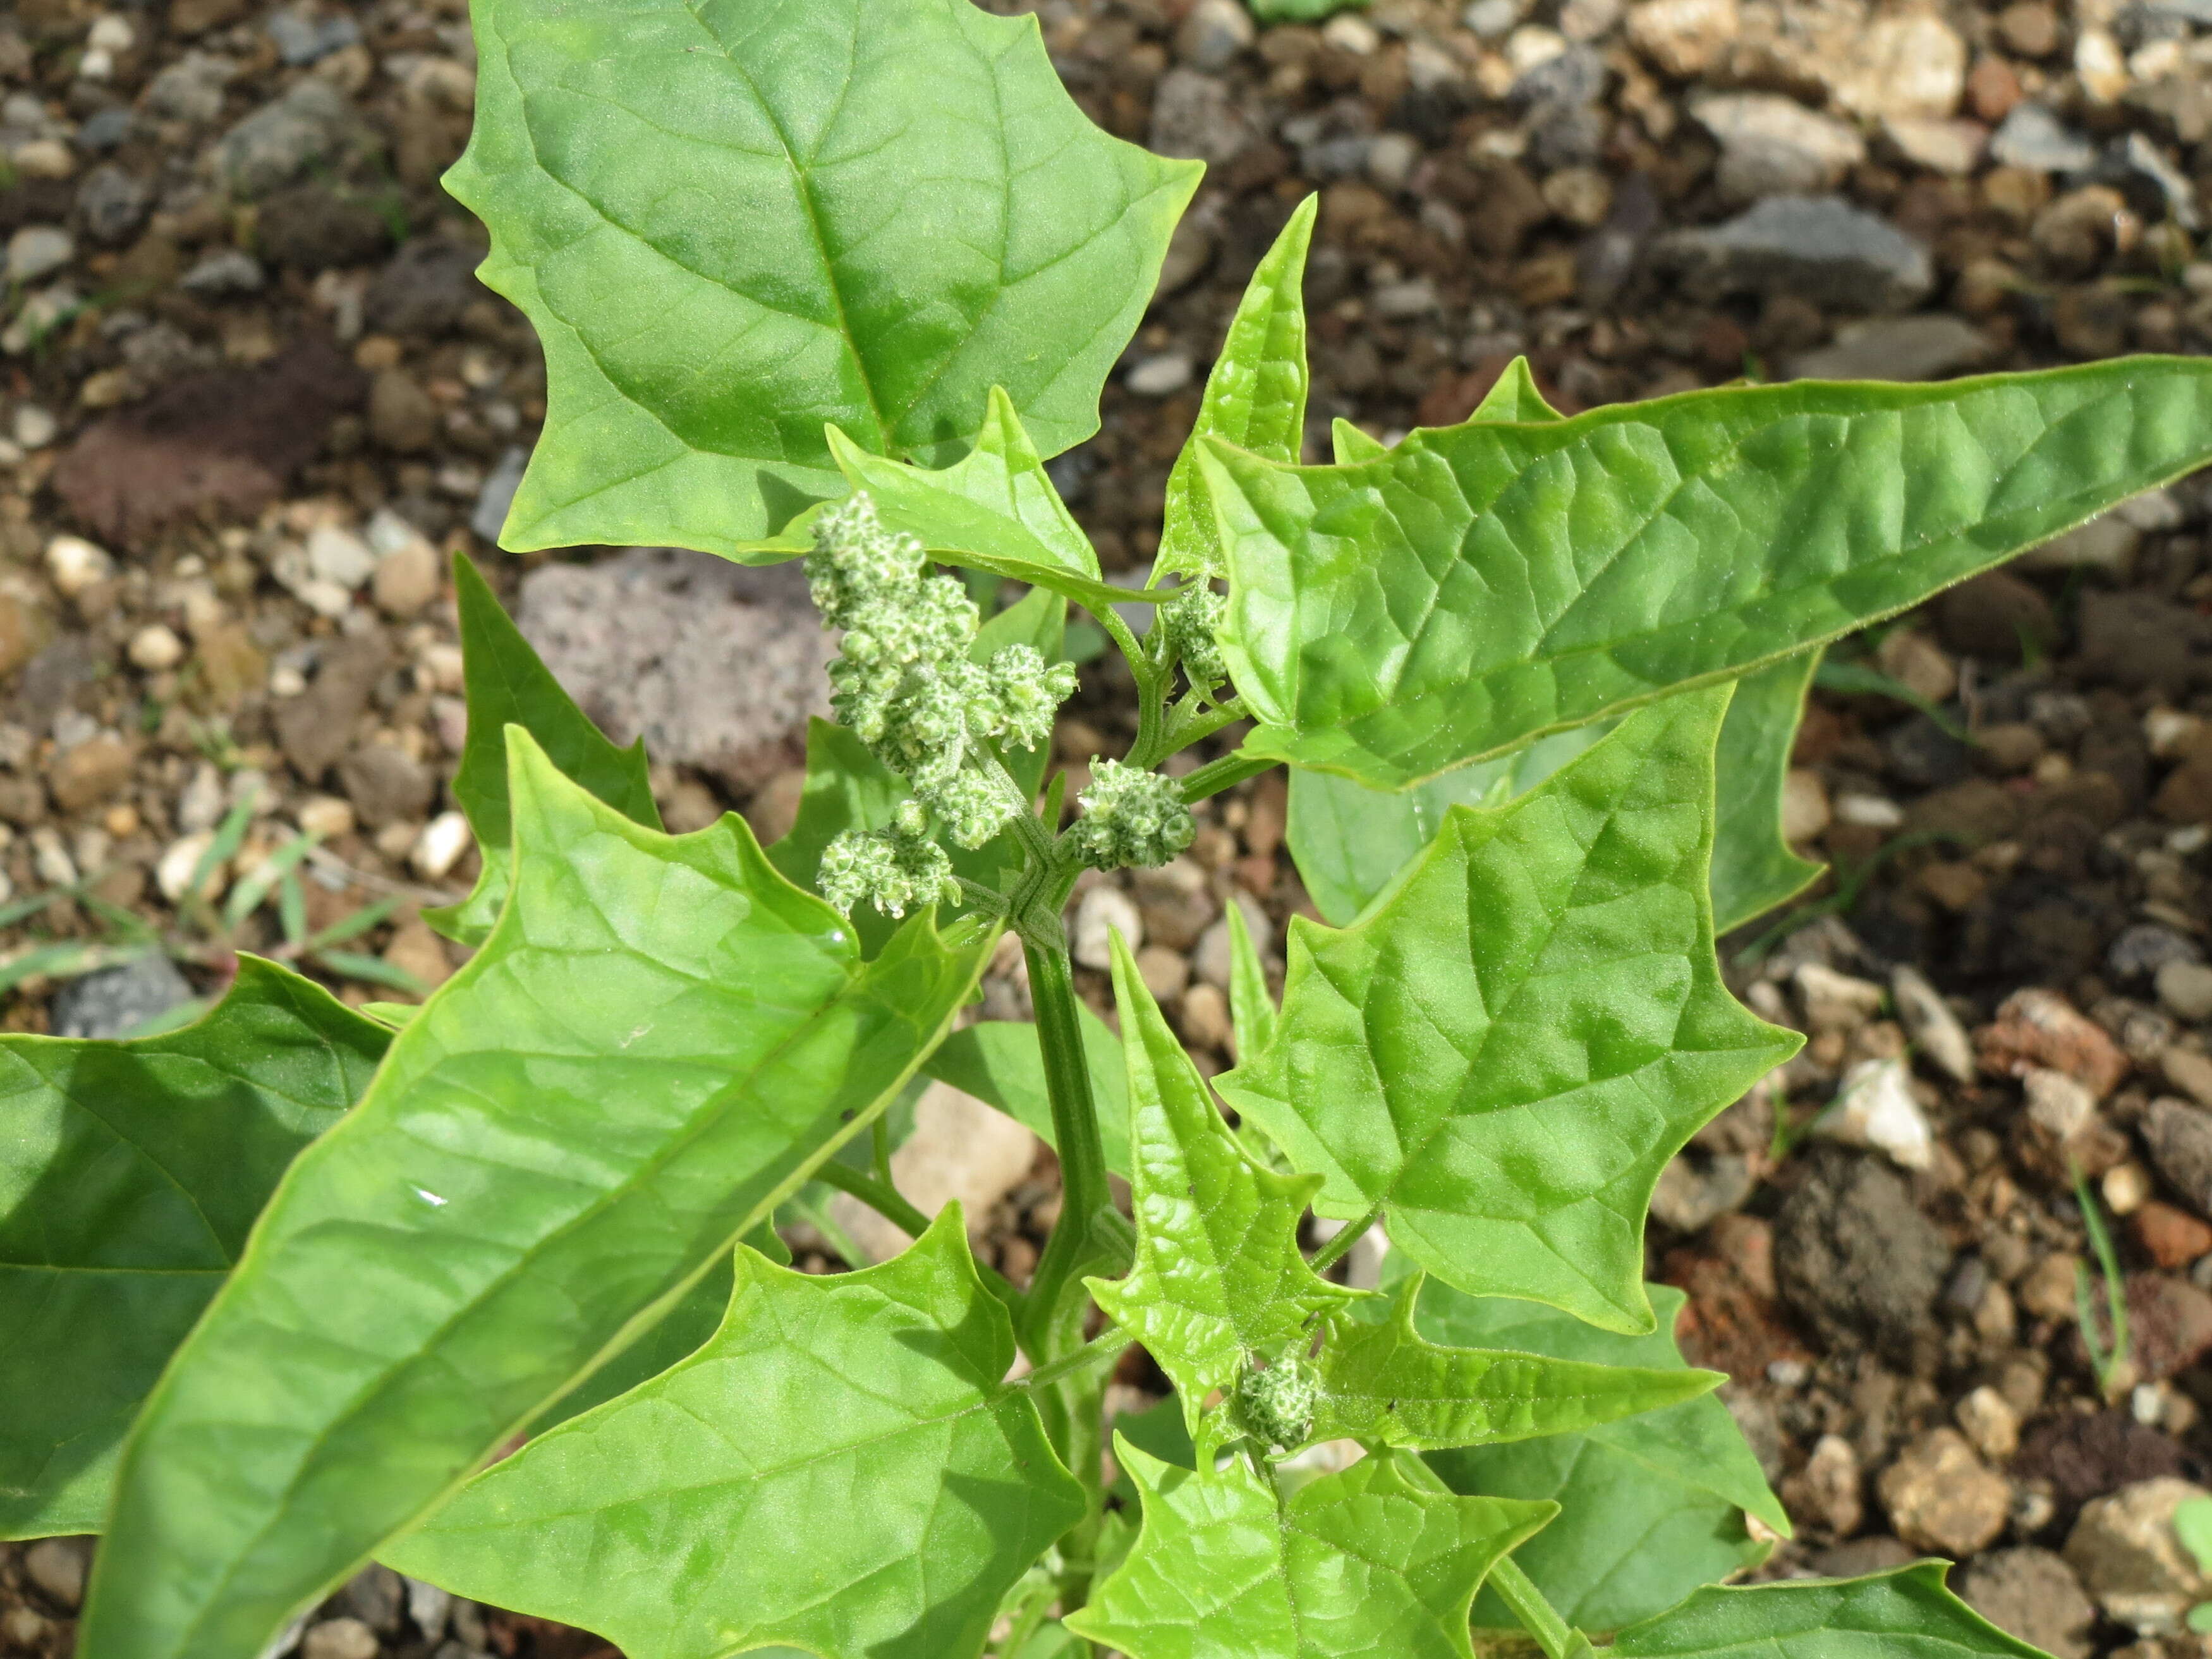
left=13, top=0, right=2212, bottom=1653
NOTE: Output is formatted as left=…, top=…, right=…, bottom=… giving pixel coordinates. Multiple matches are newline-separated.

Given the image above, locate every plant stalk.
left=1308, top=1205, right=1382, bottom=1275
left=1489, top=1555, right=1572, bottom=1659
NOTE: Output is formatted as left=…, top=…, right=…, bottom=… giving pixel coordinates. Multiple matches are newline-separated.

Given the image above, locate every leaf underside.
left=387, top=1211, right=1083, bottom=1659
left=452, top=0, right=1200, bottom=557
left=0, top=960, right=388, bottom=1540
left=1208, top=358, right=2212, bottom=788
left=81, top=730, right=989, bottom=1659
left=1218, top=686, right=1801, bottom=1334
left=1069, top=1438, right=1554, bottom=1659
left=1605, top=1563, right=2051, bottom=1656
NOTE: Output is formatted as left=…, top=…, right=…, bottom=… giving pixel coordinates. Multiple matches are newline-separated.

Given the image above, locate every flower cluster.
left=806, top=493, right=1076, bottom=913
left=1160, top=582, right=1227, bottom=693
left=1067, top=758, right=1194, bottom=871
left=1234, top=1358, right=1318, bottom=1452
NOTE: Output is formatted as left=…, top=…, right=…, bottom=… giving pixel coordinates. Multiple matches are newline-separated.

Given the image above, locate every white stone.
left=1893, top=964, right=1976, bottom=1083
left=2075, top=27, right=2130, bottom=104
left=307, top=524, right=377, bottom=590
left=2024, top=1065, right=2098, bottom=1141
left=178, top=762, right=226, bottom=835
left=6, top=225, right=75, bottom=284
left=1781, top=767, right=1830, bottom=842
left=1956, top=1384, right=2022, bottom=1461
left=1073, top=884, right=1143, bottom=971
left=157, top=832, right=226, bottom=904
left=1320, top=13, right=1380, bottom=53
left=2158, top=958, right=2212, bottom=1023
left=128, top=623, right=185, bottom=672
left=411, top=810, right=471, bottom=880
left=2118, top=488, right=2188, bottom=532
left=46, top=533, right=113, bottom=597
left=1826, top=13, right=1967, bottom=122
left=1625, top=0, right=1737, bottom=76
left=1833, top=791, right=1904, bottom=829
left=1693, top=93, right=1866, bottom=203
left=12, top=404, right=57, bottom=449
left=87, top=15, right=136, bottom=51
left=298, top=796, right=355, bottom=840
left=23, top=1538, right=89, bottom=1610
left=827, top=1081, right=1040, bottom=1264
left=2105, top=1161, right=2153, bottom=1216
left=1126, top=353, right=1193, bottom=397
left=1796, top=961, right=1886, bottom=1036
left=2024, top=512, right=2141, bottom=574
left=301, top=1618, right=380, bottom=1659
left=1814, top=1056, right=1934, bottom=1169
left=2145, top=707, right=2203, bottom=759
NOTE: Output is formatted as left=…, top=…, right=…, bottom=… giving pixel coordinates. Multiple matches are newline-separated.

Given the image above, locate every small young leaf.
left=453, top=0, right=1200, bottom=556
left=428, top=554, right=659, bottom=946
left=1067, top=1438, right=1555, bottom=1659
left=1414, top=1273, right=1789, bottom=1633
left=1308, top=1275, right=1720, bottom=1452
left=82, top=730, right=991, bottom=1659
left=1205, top=358, right=2212, bottom=787
left=1086, top=935, right=1357, bottom=1441
left=1225, top=901, right=1277, bottom=1061
left=921, top=1006, right=1133, bottom=1178
left=1218, top=688, right=1801, bottom=1334
left=1710, top=648, right=1825, bottom=933
left=1605, top=1562, right=2050, bottom=1657
left=1155, top=197, right=1316, bottom=583
left=386, top=1211, right=1081, bottom=1659
left=0, top=960, right=387, bottom=1540
left=827, top=389, right=1100, bottom=586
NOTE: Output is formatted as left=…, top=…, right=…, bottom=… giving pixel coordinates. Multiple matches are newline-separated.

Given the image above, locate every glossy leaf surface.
left=1067, top=1439, right=1553, bottom=1659
left=387, top=1212, right=1081, bottom=1659
left=82, top=731, right=988, bottom=1659
left=0, top=961, right=387, bottom=1540
left=1309, top=1277, right=1718, bottom=1453
left=1414, top=1273, right=1789, bottom=1633
left=428, top=554, right=660, bottom=947
left=921, top=1006, right=1131, bottom=1179
left=1606, top=1564, right=2049, bottom=1657
left=1087, top=938, right=1356, bottom=1438
left=454, top=0, right=1200, bottom=556
left=1218, top=689, right=1800, bottom=1332
left=1206, top=358, right=2212, bottom=787
left=1154, top=197, right=1316, bottom=583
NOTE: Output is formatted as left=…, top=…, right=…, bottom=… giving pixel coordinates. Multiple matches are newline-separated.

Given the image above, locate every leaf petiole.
left=1490, top=1553, right=1575, bottom=1659
left=1019, top=1328, right=1132, bottom=1393
left=1308, top=1206, right=1382, bottom=1275
left=1180, top=750, right=1278, bottom=803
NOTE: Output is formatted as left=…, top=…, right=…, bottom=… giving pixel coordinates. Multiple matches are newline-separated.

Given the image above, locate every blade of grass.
left=311, top=948, right=427, bottom=995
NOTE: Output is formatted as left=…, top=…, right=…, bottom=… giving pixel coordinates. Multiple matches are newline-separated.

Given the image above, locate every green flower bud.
left=815, top=823, right=957, bottom=920
left=1068, top=759, right=1195, bottom=871
left=1162, top=583, right=1229, bottom=691
left=1234, top=1359, right=1318, bottom=1452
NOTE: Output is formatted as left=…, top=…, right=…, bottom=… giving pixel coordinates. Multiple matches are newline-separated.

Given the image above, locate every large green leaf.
left=1605, top=1564, right=2050, bottom=1657
left=1413, top=1272, right=1788, bottom=1634
left=386, top=1210, right=1082, bottom=1659
left=80, top=730, right=990, bottom=1659
left=1286, top=649, right=1822, bottom=934
left=1067, top=1439, right=1554, bottom=1659
left=1309, top=1276, right=1718, bottom=1454
left=1086, top=936, right=1356, bottom=1440
left=0, top=960, right=387, bottom=1540
left=453, top=0, right=1200, bottom=556
left=1217, top=688, right=1801, bottom=1334
left=921, top=1007, right=1132, bottom=1178
left=1203, top=358, right=2212, bottom=787
left=427, top=554, right=661, bottom=947
left=1154, top=196, right=1316, bottom=584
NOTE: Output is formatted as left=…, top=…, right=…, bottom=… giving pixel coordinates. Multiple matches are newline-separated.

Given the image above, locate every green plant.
left=10, top=3, right=2212, bottom=1655
left=2175, top=1496, right=2212, bottom=1632
left=2074, top=1164, right=2133, bottom=1399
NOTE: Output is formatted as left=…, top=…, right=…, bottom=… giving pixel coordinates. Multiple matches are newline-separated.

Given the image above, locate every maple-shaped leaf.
left=1086, top=935, right=1356, bottom=1442
left=387, top=1208, right=1083, bottom=1659
left=1067, top=1438, right=1553, bottom=1659
left=1218, top=686, right=1801, bottom=1334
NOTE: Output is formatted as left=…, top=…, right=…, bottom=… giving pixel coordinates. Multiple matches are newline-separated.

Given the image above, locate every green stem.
left=1489, top=1556, right=1572, bottom=1659
left=1020, top=1327, right=1131, bottom=1392
left=870, top=1115, right=893, bottom=1187
left=1181, top=750, right=1277, bottom=803
left=1308, top=1205, right=1382, bottom=1275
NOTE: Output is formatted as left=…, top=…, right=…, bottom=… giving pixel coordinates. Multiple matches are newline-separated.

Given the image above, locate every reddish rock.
left=2132, top=1201, right=2212, bottom=1269
left=1976, top=988, right=2130, bottom=1100
left=1661, top=1213, right=1812, bottom=1381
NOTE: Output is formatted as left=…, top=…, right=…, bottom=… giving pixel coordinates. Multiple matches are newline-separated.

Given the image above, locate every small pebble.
left=302, top=1618, right=381, bottom=1659
left=1833, top=792, right=1905, bottom=829
left=128, top=623, right=185, bottom=672
left=411, top=810, right=471, bottom=880
left=11, top=404, right=56, bottom=449
left=157, top=832, right=224, bottom=905
left=23, top=1537, right=89, bottom=1609
left=308, top=525, right=378, bottom=591
left=298, top=796, right=356, bottom=840
left=6, top=225, right=75, bottom=284
left=2158, top=959, right=2212, bottom=1023
left=2103, top=1162, right=2153, bottom=1215
left=1125, top=353, right=1194, bottom=398
left=46, top=533, right=114, bottom=597
left=1073, top=884, right=1143, bottom=971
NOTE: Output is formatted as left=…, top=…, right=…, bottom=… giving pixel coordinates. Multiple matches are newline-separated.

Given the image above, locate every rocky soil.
left=12, top=0, right=2212, bottom=1653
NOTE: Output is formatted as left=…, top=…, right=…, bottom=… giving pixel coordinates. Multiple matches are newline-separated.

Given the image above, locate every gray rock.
left=2064, top=1477, right=2212, bottom=1635
left=75, top=162, right=150, bottom=245
left=364, top=238, right=482, bottom=337
left=2110, top=924, right=2204, bottom=982
left=470, top=446, right=528, bottom=542
left=1174, top=0, right=1253, bottom=70
left=1650, top=1150, right=1756, bottom=1232
left=1650, top=195, right=1933, bottom=312
left=179, top=248, right=265, bottom=298
left=1990, top=104, right=2098, bottom=173
left=75, top=107, right=134, bottom=153
left=1789, top=315, right=1995, bottom=382
left=1774, top=1145, right=1951, bottom=1365
left=1959, top=1548, right=2098, bottom=1659
left=49, top=954, right=195, bottom=1039
left=516, top=549, right=836, bottom=793
left=2160, top=959, right=2212, bottom=1023
left=2108, top=131, right=2201, bottom=231
left=336, top=744, right=434, bottom=830
left=2145, top=1095, right=2212, bottom=1217
left=333, top=1564, right=407, bottom=1634
left=215, top=80, right=353, bottom=197
left=23, top=1536, right=90, bottom=1610
left=265, top=5, right=361, bottom=65
left=143, top=51, right=233, bottom=125
left=1692, top=92, right=1864, bottom=204
left=6, top=226, right=73, bottom=284
left=1149, top=68, right=1249, bottom=164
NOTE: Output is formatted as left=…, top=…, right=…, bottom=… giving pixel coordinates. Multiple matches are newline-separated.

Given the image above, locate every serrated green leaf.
left=426, top=554, right=659, bottom=947
left=1086, top=937, right=1356, bottom=1440
left=1606, top=1564, right=2050, bottom=1657
left=1217, top=688, right=1801, bottom=1333
left=1710, top=648, right=1825, bottom=933
left=451, top=0, right=1200, bottom=557
left=1206, top=358, right=2212, bottom=788
left=921, top=1006, right=1132, bottom=1178
left=1069, top=1438, right=1553, bottom=1658
left=829, top=388, right=1100, bottom=588
left=1331, top=418, right=1389, bottom=463
left=1156, top=196, right=1316, bottom=584
left=1413, top=1273, right=1787, bottom=1634
left=0, top=960, right=387, bottom=1540
left=1309, top=1275, right=1720, bottom=1453
left=1471, top=356, right=1564, bottom=424
left=386, top=1210, right=1081, bottom=1659
left=81, top=729, right=990, bottom=1659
